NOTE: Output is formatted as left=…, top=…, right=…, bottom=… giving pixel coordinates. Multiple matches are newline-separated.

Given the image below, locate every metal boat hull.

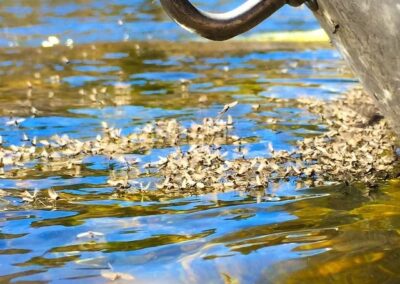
left=313, top=0, right=400, bottom=135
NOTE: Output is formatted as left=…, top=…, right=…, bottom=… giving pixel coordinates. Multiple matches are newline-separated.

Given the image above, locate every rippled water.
left=0, top=0, right=317, bottom=46
left=1, top=1, right=400, bottom=283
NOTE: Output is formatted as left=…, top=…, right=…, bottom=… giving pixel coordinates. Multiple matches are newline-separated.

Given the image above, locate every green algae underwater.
left=0, top=1, right=400, bottom=283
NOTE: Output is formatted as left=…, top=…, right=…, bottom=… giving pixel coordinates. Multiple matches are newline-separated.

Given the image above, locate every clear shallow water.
left=1, top=1, right=400, bottom=283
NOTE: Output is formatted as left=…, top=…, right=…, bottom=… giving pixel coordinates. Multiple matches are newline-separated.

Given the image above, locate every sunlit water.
left=1, top=1, right=400, bottom=283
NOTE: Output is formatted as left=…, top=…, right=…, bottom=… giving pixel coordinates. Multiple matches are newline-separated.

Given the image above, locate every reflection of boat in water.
left=160, top=0, right=400, bottom=136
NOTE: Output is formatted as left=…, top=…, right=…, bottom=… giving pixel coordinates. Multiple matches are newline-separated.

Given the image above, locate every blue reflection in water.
left=1, top=0, right=319, bottom=47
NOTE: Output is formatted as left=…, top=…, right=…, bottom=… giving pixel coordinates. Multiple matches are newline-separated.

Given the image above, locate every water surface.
left=1, top=1, right=400, bottom=283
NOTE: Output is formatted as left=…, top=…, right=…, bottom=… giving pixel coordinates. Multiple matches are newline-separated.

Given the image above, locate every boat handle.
left=160, top=0, right=319, bottom=41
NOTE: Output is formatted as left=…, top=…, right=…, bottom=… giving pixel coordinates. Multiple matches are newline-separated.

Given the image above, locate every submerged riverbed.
left=1, top=1, right=400, bottom=283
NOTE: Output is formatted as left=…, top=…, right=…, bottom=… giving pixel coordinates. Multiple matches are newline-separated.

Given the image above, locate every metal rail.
left=160, top=0, right=318, bottom=41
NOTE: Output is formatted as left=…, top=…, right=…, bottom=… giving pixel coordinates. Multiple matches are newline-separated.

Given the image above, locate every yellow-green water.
left=0, top=1, right=399, bottom=283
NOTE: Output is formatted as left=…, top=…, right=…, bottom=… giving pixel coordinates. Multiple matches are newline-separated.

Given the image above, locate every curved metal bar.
left=160, top=0, right=292, bottom=41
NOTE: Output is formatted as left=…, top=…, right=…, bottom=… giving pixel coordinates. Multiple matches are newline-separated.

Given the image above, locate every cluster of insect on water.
left=0, top=87, right=398, bottom=206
